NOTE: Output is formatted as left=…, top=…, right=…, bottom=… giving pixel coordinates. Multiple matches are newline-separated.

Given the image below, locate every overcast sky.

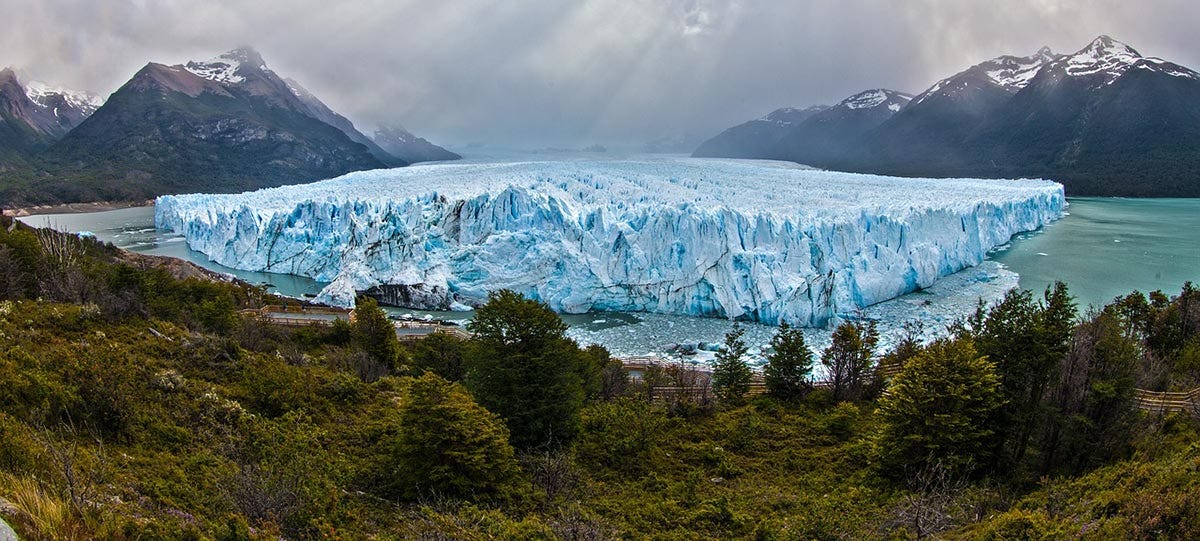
left=2, top=0, right=1198, bottom=148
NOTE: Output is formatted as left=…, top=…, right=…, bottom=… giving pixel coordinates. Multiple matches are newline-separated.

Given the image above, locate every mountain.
left=767, top=89, right=912, bottom=167
left=860, top=47, right=1064, bottom=173
left=692, top=105, right=827, bottom=158
left=283, top=77, right=404, bottom=166
left=372, top=125, right=460, bottom=164
left=960, top=36, right=1200, bottom=195
left=0, top=68, right=101, bottom=167
left=696, top=36, right=1200, bottom=196
left=22, top=48, right=399, bottom=204
left=849, top=36, right=1200, bottom=196
left=21, top=78, right=104, bottom=136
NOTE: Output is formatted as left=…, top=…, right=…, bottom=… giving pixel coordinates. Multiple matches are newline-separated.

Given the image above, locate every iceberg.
left=155, top=157, right=1064, bottom=326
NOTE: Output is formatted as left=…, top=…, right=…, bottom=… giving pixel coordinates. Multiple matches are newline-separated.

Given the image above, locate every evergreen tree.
left=384, top=373, right=525, bottom=501
left=763, top=322, right=814, bottom=400
left=821, top=320, right=879, bottom=402
left=351, top=296, right=401, bottom=370
left=410, top=332, right=468, bottom=381
left=712, top=323, right=753, bottom=404
left=465, top=290, right=585, bottom=449
left=876, top=339, right=1004, bottom=477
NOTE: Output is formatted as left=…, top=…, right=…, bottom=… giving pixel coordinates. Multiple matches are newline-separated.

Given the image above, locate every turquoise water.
left=18, top=206, right=327, bottom=299
left=989, top=198, right=1200, bottom=310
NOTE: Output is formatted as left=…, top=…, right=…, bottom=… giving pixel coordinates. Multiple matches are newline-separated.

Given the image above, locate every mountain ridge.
left=695, top=35, right=1200, bottom=196
left=0, top=47, right=454, bottom=206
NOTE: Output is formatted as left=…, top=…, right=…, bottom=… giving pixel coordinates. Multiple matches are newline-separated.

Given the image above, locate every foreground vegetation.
left=1, top=216, right=1198, bottom=539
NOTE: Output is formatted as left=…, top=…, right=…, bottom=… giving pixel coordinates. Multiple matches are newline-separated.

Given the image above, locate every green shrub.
left=382, top=373, right=527, bottom=502
left=875, top=339, right=1003, bottom=477
left=574, top=398, right=671, bottom=477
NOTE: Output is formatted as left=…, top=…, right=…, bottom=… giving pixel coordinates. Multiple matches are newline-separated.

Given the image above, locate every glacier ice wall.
left=155, top=158, right=1065, bottom=326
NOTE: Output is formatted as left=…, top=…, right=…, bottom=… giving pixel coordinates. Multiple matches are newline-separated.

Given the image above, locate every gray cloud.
left=2, top=0, right=1197, bottom=148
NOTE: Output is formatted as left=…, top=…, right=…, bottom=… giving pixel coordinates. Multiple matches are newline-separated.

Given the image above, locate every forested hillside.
left=1, top=217, right=1198, bottom=539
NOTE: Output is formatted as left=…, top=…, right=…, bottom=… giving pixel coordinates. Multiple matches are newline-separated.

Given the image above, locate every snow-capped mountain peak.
left=23, top=80, right=104, bottom=113
left=982, top=47, right=1062, bottom=91
left=839, top=89, right=911, bottom=111
left=184, top=47, right=269, bottom=84
left=911, top=47, right=1064, bottom=106
left=1064, top=35, right=1142, bottom=79
left=1054, top=35, right=1199, bottom=85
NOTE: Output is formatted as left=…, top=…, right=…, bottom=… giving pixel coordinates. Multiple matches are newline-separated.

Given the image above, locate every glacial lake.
left=20, top=197, right=1200, bottom=360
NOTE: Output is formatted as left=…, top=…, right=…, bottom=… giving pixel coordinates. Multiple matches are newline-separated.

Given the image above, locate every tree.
left=763, top=322, right=813, bottom=401
left=1037, top=309, right=1138, bottom=476
left=876, top=339, right=1004, bottom=477
left=821, top=320, right=879, bottom=402
left=712, top=323, right=752, bottom=404
left=384, top=373, right=525, bottom=501
left=351, top=296, right=400, bottom=371
left=466, top=290, right=585, bottom=449
left=577, top=344, right=623, bottom=402
left=410, top=332, right=468, bottom=381
left=972, top=284, right=1076, bottom=469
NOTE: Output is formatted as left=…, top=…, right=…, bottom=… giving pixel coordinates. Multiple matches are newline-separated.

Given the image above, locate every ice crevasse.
left=155, top=157, right=1065, bottom=326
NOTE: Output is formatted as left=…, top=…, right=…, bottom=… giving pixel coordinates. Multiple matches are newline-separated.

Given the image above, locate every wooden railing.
left=394, top=321, right=473, bottom=341
left=1134, top=388, right=1200, bottom=414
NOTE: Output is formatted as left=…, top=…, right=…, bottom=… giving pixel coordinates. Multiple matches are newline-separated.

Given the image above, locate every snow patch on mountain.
left=912, top=47, right=1062, bottom=106
left=1058, top=35, right=1199, bottom=85
left=184, top=48, right=269, bottom=84
left=841, top=89, right=909, bottom=110
left=1065, top=36, right=1142, bottom=80
left=184, top=60, right=243, bottom=84
left=23, top=80, right=104, bottom=112
left=983, top=46, right=1061, bottom=90
left=156, top=158, right=1064, bottom=326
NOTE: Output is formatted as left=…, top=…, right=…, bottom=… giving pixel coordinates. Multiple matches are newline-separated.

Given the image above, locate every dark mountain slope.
left=859, top=48, right=1062, bottom=175
left=769, top=89, right=911, bottom=168
left=4, top=49, right=393, bottom=205
left=692, top=106, right=827, bottom=159
left=373, top=125, right=460, bottom=164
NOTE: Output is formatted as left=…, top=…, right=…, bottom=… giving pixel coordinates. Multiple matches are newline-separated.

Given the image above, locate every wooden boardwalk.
left=241, top=306, right=1199, bottom=414
left=243, top=305, right=471, bottom=341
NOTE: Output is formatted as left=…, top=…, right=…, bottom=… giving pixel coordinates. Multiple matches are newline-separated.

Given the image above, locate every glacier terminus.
left=155, top=157, right=1065, bottom=326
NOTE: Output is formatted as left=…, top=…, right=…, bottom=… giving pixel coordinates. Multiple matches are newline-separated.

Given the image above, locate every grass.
left=0, top=474, right=88, bottom=541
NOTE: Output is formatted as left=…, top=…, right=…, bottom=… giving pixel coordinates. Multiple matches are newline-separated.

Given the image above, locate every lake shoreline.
left=2, top=199, right=153, bottom=218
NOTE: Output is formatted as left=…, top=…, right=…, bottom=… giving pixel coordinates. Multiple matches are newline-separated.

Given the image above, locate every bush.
left=0, top=413, right=39, bottom=474
left=574, top=399, right=671, bottom=477
left=382, top=373, right=526, bottom=502
left=408, top=332, right=467, bottom=381
left=875, top=339, right=1003, bottom=477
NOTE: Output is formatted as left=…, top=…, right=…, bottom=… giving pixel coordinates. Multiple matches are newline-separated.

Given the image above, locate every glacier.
left=155, top=157, right=1065, bottom=326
